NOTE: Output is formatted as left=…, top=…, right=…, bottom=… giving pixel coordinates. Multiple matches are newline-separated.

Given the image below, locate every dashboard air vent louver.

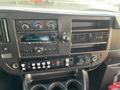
left=0, top=19, right=10, bottom=43
left=71, top=17, right=111, bottom=53
left=72, top=19, right=110, bottom=30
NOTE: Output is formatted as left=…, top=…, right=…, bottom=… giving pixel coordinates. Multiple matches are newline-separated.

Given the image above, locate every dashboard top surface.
left=0, top=6, right=119, bottom=16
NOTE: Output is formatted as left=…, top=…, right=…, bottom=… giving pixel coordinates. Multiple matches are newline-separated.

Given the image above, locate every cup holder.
left=30, top=84, right=47, bottom=90
left=49, top=82, right=66, bottom=90
left=66, top=79, right=82, bottom=90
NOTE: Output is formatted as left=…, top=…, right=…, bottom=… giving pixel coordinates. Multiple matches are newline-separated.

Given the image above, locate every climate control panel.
left=15, top=20, right=57, bottom=31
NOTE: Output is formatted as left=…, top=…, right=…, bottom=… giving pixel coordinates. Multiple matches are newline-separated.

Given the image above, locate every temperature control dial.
left=22, top=24, right=29, bottom=30
left=47, top=21, right=57, bottom=30
left=35, top=23, right=43, bottom=29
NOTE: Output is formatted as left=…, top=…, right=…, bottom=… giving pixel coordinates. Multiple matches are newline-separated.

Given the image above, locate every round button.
left=12, top=63, right=19, bottom=69
left=48, top=23, right=56, bottom=30
left=35, top=23, right=43, bottom=29
left=62, top=35, right=70, bottom=42
left=35, top=47, right=44, bottom=54
left=2, top=46, right=9, bottom=51
left=22, top=24, right=29, bottom=30
left=37, top=49, right=43, bottom=53
left=92, top=55, right=98, bottom=62
left=59, top=32, right=70, bottom=43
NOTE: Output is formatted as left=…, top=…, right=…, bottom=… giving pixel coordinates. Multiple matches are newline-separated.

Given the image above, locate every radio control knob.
left=35, top=47, right=44, bottom=54
left=62, top=35, right=70, bottom=42
left=22, top=24, right=29, bottom=30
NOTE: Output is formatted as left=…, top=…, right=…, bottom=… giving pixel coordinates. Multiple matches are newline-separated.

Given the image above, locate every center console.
left=14, top=16, right=111, bottom=74
left=0, top=9, right=114, bottom=90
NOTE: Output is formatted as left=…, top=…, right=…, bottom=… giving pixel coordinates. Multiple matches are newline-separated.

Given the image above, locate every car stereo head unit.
left=15, top=19, right=70, bottom=58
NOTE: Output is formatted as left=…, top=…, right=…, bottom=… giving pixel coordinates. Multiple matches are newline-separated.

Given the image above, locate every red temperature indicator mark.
left=34, top=21, right=44, bottom=29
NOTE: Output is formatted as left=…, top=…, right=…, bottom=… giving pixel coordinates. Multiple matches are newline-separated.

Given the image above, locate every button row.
left=21, top=61, right=51, bottom=71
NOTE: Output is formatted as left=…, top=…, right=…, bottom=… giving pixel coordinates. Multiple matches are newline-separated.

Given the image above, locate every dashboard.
left=0, top=8, right=117, bottom=75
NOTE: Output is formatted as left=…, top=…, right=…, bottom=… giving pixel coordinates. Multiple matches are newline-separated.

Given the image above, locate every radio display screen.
left=21, top=34, right=51, bottom=42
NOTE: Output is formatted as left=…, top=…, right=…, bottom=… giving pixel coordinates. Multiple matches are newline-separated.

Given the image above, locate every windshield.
left=0, top=0, right=120, bottom=12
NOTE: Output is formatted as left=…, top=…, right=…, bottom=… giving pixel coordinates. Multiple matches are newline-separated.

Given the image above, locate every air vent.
left=0, top=19, right=10, bottom=43
left=72, top=19, right=110, bottom=30
left=71, top=17, right=111, bottom=53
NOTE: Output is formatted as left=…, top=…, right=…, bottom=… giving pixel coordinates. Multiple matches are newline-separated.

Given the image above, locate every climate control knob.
left=22, top=24, right=29, bottom=30
left=48, top=23, right=56, bottom=30
left=34, top=47, right=44, bottom=54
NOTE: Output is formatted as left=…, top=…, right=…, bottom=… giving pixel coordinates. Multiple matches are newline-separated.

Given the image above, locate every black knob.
left=35, top=47, right=44, bottom=54
left=62, top=35, right=70, bottom=42
left=22, top=24, right=29, bottom=30
left=35, top=23, right=43, bottom=29
left=59, top=32, right=70, bottom=42
left=48, top=23, right=56, bottom=30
